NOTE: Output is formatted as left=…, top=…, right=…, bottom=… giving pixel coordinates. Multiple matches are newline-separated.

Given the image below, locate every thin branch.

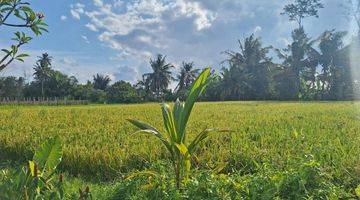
left=0, top=4, right=16, bottom=26
left=0, top=41, right=26, bottom=69
left=2, top=22, right=31, bottom=27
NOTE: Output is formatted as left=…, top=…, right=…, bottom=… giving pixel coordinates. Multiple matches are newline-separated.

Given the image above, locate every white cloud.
left=174, top=0, right=217, bottom=30
left=54, top=0, right=347, bottom=83
left=70, top=10, right=80, bottom=20
left=70, top=3, right=85, bottom=20
left=85, top=23, right=99, bottom=32
left=81, top=35, right=90, bottom=44
left=71, top=0, right=217, bottom=70
left=59, top=57, right=77, bottom=67
left=60, top=15, right=67, bottom=21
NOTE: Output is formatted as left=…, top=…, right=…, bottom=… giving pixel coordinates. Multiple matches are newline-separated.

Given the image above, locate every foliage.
left=221, top=34, right=274, bottom=100
left=128, top=68, right=217, bottom=188
left=175, top=62, right=199, bottom=100
left=143, top=54, right=174, bottom=98
left=0, top=138, right=94, bottom=199
left=0, top=137, right=65, bottom=199
left=0, top=76, right=25, bottom=98
left=0, top=0, right=47, bottom=71
left=106, top=80, right=139, bottom=103
left=93, top=74, right=111, bottom=91
left=281, top=0, right=324, bottom=27
left=111, top=159, right=353, bottom=199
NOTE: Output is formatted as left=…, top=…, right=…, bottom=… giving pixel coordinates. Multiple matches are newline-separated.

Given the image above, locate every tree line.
left=1, top=0, right=360, bottom=103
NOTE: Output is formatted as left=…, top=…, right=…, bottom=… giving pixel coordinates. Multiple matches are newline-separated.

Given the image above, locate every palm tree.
left=316, top=30, right=350, bottom=99
left=93, top=74, right=111, bottom=90
left=222, top=34, right=273, bottom=100
left=143, top=54, right=174, bottom=98
left=274, top=28, right=315, bottom=100
left=33, top=53, right=53, bottom=98
left=175, top=62, right=199, bottom=92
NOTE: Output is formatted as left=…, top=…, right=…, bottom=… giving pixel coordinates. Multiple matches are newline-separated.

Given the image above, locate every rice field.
left=0, top=102, right=360, bottom=196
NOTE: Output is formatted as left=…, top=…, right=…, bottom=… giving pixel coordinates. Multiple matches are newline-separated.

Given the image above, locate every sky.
left=0, top=0, right=352, bottom=84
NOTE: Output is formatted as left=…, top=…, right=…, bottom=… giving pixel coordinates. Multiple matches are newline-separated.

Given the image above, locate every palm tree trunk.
left=41, top=80, right=44, bottom=98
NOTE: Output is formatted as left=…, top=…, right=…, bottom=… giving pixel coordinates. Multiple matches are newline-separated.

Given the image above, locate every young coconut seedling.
left=128, top=68, right=225, bottom=189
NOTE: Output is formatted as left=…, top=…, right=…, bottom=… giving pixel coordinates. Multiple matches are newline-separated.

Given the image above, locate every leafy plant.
left=0, top=137, right=91, bottom=200
left=0, top=0, right=48, bottom=71
left=128, top=68, right=225, bottom=189
left=0, top=137, right=64, bottom=199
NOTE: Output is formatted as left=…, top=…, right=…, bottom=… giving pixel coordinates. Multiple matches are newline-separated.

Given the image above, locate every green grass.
left=0, top=102, right=359, bottom=198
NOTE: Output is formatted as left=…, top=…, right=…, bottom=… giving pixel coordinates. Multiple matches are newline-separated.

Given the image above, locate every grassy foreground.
left=0, top=102, right=360, bottom=198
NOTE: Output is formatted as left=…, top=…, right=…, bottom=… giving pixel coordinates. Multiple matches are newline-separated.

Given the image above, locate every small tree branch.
left=0, top=5, right=16, bottom=26
left=2, top=23, right=31, bottom=28
left=0, top=41, right=26, bottom=69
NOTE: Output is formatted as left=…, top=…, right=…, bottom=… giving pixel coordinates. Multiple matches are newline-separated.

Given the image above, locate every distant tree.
left=0, top=0, right=47, bottom=71
left=274, top=28, right=316, bottom=100
left=25, top=70, right=77, bottom=98
left=319, top=31, right=355, bottom=100
left=33, top=53, right=53, bottom=98
left=134, top=76, right=151, bottom=101
left=315, top=31, right=348, bottom=99
left=202, top=76, right=222, bottom=101
left=106, top=81, right=138, bottom=103
left=93, top=74, right=111, bottom=90
left=221, top=35, right=274, bottom=100
left=143, top=54, right=174, bottom=98
left=89, top=89, right=107, bottom=103
left=45, top=71, right=78, bottom=97
left=281, top=0, right=324, bottom=28
left=73, top=81, right=93, bottom=100
left=0, top=76, right=25, bottom=98
left=175, top=62, right=199, bottom=92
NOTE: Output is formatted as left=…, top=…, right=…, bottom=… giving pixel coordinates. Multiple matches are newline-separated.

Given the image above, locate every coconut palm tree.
left=33, top=53, right=53, bottom=98
left=93, top=74, right=111, bottom=90
left=222, top=34, right=273, bottom=100
left=143, top=54, right=174, bottom=98
left=175, top=62, right=199, bottom=92
left=274, top=28, right=315, bottom=100
left=313, top=30, right=350, bottom=99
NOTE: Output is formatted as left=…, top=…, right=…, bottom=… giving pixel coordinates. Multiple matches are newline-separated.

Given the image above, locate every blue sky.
left=0, top=0, right=351, bottom=84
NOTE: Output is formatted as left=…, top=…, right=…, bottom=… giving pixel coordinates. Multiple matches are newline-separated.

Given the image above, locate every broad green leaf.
left=33, top=137, right=62, bottom=173
left=29, top=161, right=35, bottom=176
left=16, top=53, right=29, bottom=58
left=15, top=57, right=25, bottom=62
left=175, top=143, right=191, bottom=172
left=131, top=129, right=174, bottom=158
left=188, top=128, right=230, bottom=153
left=127, top=119, right=159, bottom=132
left=173, top=99, right=184, bottom=139
left=20, top=6, right=33, bottom=13
left=28, top=10, right=36, bottom=21
left=15, top=32, right=21, bottom=39
left=161, top=103, right=177, bottom=142
left=1, top=49, right=10, bottom=54
left=178, top=68, right=212, bottom=140
left=175, top=143, right=189, bottom=155
left=188, top=128, right=212, bottom=154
